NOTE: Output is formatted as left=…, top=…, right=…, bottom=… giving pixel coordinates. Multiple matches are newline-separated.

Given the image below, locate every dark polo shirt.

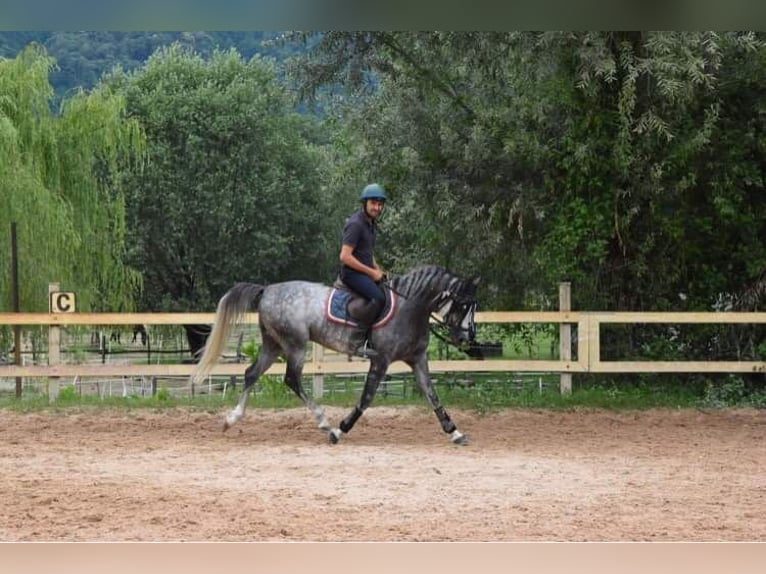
left=341, top=209, right=376, bottom=269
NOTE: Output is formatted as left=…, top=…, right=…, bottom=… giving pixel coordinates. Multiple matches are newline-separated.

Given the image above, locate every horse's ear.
left=471, top=275, right=481, bottom=287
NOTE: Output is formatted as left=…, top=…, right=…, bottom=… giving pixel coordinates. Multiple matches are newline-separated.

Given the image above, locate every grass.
left=3, top=322, right=763, bottom=413
left=2, top=371, right=763, bottom=414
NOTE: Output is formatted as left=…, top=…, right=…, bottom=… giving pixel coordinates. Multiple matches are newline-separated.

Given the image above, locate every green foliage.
left=0, top=44, right=146, bottom=319
left=702, top=375, right=766, bottom=409
left=289, top=31, right=766, bottom=364
left=240, top=340, right=260, bottom=362
left=3, top=31, right=765, bottom=383
left=0, top=32, right=294, bottom=108
left=107, top=44, right=335, bottom=311
left=257, top=375, right=299, bottom=407
left=56, top=384, right=78, bottom=401
left=3, top=370, right=764, bottom=411
left=155, top=384, right=171, bottom=402
left=0, top=380, right=697, bottom=411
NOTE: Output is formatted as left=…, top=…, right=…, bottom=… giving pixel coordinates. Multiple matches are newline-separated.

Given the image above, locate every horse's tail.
left=192, top=282, right=266, bottom=384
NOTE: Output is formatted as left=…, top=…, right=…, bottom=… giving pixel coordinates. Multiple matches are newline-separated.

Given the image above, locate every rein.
left=380, top=277, right=407, bottom=300
left=428, top=316, right=456, bottom=343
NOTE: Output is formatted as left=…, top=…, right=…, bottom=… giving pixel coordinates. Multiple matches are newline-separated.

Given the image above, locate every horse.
left=191, top=264, right=480, bottom=445
left=131, top=324, right=148, bottom=346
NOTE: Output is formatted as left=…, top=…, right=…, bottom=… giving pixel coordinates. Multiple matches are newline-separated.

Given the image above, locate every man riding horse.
left=192, top=182, right=481, bottom=445
left=338, top=183, right=388, bottom=358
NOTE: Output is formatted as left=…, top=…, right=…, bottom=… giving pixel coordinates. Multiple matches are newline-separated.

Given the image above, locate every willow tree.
left=0, top=44, right=146, bottom=324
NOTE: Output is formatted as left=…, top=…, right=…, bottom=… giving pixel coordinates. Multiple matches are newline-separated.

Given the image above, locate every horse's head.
left=391, top=265, right=484, bottom=358
left=432, top=275, right=481, bottom=356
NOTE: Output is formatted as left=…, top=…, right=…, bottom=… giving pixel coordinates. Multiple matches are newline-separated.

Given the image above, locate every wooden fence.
left=2, top=309, right=764, bottom=393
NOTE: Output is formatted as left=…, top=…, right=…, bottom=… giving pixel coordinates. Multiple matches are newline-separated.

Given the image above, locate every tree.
left=1, top=44, right=146, bottom=321
left=0, top=32, right=302, bottom=110
left=285, top=32, right=766, bottom=317
left=283, top=31, right=766, bottom=378
left=107, top=44, right=333, bottom=311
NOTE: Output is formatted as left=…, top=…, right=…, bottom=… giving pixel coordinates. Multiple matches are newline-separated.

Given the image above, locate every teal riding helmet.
left=360, top=183, right=387, bottom=202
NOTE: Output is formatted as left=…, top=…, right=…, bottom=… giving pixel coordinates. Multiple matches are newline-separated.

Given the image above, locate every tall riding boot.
left=348, top=324, right=378, bottom=358
left=345, top=297, right=383, bottom=359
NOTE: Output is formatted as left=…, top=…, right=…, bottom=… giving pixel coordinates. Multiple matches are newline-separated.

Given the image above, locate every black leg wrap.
left=434, top=406, right=456, bottom=434
left=340, top=406, right=364, bottom=434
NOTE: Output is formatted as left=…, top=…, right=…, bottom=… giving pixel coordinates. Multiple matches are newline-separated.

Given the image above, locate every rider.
left=339, top=183, right=388, bottom=358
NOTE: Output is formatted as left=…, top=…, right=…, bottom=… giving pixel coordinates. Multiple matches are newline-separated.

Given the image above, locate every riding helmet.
left=360, top=183, right=387, bottom=202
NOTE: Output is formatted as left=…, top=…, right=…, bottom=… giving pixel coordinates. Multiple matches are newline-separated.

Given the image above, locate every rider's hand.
left=371, top=268, right=385, bottom=283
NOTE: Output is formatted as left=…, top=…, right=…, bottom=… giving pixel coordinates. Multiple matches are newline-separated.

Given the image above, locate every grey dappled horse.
left=192, top=264, right=480, bottom=445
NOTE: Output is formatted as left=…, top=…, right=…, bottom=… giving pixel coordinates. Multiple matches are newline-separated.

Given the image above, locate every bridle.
left=383, top=278, right=479, bottom=354
left=428, top=289, right=478, bottom=352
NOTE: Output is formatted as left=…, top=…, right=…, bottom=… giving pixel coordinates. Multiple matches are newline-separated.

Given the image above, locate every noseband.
left=429, top=289, right=478, bottom=352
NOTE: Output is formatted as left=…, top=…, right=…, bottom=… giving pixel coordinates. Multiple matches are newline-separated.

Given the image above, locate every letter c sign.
left=50, top=291, right=76, bottom=313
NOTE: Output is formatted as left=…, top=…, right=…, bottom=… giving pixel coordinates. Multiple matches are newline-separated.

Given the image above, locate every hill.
left=0, top=31, right=296, bottom=104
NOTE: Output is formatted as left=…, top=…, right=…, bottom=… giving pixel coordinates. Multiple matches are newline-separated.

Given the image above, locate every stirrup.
left=352, top=340, right=378, bottom=359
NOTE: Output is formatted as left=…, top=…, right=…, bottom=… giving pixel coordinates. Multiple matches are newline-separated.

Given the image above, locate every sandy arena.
left=0, top=405, right=763, bottom=541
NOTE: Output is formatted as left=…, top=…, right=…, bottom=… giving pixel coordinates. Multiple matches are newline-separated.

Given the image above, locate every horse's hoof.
left=223, top=421, right=230, bottom=432
left=328, top=428, right=342, bottom=444
left=318, top=420, right=331, bottom=431
left=451, top=431, right=469, bottom=445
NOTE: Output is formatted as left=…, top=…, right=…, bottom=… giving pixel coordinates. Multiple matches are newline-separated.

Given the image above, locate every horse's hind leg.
left=224, top=335, right=280, bottom=431
left=407, top=354, right=468, bottom=445
left=283, top=349, right=331, bottom=432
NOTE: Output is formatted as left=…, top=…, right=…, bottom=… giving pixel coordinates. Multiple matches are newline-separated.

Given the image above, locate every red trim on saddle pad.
left=325, top=288, right=397, bottom=329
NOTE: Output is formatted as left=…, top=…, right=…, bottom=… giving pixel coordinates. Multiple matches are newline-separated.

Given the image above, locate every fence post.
left=559, top=282, right=572, bottom=394
left=11, top=222, right=22, bottom=398
left=47, top=282, right=61, bottom=402
left=312, top=342, right=324, bottom=399
left=577, top=316, right=590, bottom=373
left=587, top=314, right=601, bottom=372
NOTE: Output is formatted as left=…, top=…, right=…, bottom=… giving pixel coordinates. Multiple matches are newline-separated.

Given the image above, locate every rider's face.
left=364, top=199, right=385, bottom=220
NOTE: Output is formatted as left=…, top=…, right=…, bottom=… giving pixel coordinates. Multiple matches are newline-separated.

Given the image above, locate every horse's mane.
left=390, top=264, right=452, bottom=299
left=392, top=264, right=446, bottom=283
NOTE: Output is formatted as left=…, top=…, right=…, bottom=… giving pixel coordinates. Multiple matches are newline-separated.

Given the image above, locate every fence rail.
left=2, top=310, right=764, bottom=382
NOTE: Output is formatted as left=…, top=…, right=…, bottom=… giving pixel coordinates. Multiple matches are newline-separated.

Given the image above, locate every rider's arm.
left=340, top=244, right=383, bottom=281
left=373, top=257, right=386, bottom=280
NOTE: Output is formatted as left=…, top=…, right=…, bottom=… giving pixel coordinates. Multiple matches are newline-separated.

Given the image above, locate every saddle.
left=326, top=278, right=397, bottom=329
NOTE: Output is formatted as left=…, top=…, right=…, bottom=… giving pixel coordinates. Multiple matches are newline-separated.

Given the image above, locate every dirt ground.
left=0, top=405, right=763, bottom=541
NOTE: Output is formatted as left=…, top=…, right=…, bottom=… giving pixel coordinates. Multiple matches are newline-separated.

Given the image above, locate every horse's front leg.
left=329, top=359, right=389, bottom=444
left=407, top=354, right=468, bottom=445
